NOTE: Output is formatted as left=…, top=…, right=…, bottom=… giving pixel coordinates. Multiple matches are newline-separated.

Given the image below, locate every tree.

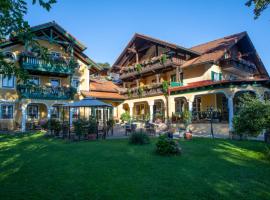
left=246, top=0, right=270, bottom=19
left=233, top=94, right=270, bottom=139
left=0, top=0, right=56, bottom=80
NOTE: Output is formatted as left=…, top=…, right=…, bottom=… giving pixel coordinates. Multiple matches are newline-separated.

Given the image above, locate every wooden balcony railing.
left=120, top=55, right=184, bottom=80
left=221, top=58, right=257, bottom=74
left=17, top=84, right=76, bottom=100
left=121, top=83, right=164, bottom=99
left=19, top=55, right=78, bottom=76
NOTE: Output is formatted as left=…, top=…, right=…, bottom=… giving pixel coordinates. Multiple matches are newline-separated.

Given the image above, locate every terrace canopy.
left=66, top=97, right=112, bottom=108
left=65, top=97, right=113, bottom=138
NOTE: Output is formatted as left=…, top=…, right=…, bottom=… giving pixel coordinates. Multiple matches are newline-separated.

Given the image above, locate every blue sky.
left=26, top=0, right=270, bottom=72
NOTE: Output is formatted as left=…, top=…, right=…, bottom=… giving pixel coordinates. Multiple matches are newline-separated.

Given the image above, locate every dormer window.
left=4, top=52, right=16, bottom=62
left=224, top=52, right=230, bottom=59
left=50, top=51, right=61, bottom=59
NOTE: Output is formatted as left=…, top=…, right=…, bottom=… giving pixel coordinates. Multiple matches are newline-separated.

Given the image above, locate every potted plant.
left=138, top=86, right=144, bottom=97
left=120, top=112, right=131, bottom=123
left=160, top=54, right=168, bottom=65
left=182, top=110, right=192, bottom=140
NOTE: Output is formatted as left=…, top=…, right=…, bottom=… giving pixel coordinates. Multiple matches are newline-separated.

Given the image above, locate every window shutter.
left=211, top=71, right=214, bottom=81
left=219, top=73, right=222, bottom=81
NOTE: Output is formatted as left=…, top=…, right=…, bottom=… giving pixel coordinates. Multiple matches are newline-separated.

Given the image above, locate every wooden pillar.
left=136, top=79, right=139, bottom=87
left=156, top=74, right=160, bottom=84
left=176, top=66, right=180, bottom=82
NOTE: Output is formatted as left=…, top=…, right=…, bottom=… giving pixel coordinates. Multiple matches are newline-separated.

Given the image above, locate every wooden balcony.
left=121, top=83, right=164, bottom=99
left=221, top=58, right=257, bottom=75
left=17, top=84, right=76, bottom=100
left=120, top=55, right=184, bottom=80
left=19, top=55, right=77, bottom=76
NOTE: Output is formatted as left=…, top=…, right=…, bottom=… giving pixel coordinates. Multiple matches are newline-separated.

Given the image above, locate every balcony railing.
left=121, top=83, right=164, bottom=99
left=120, top=55, right=184, bottom=80
left=221, top=58, right=257, bottom=74
left=19, top=55, right=77, bottom=76
left=17, top=84, right=76, bottom=100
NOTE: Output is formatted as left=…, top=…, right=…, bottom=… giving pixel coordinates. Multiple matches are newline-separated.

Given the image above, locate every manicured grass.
left=0, top=132, right=270, bottom=200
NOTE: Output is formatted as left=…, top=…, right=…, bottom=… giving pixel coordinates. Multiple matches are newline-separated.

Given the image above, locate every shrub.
left=155, top=135, right=181, bottom=155
left=120, top=112, right=131, bottom=122
left=233, top=94, right=270, bottom=138
left=87, top=117, right=98, bottom=135
left=182, top=110, right=191, bottom=131
left=46, top=119, right=62, bottom=135
left=73, top=119, right=88, bottom=139
left=129, top=131, right=150, bottom=145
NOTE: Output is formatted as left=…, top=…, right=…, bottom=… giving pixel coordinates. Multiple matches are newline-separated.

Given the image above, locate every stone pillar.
left=188, top=100, right=193, bottom=112
left=149, top=101, right=154, bottom=122
left=21, top=105, right=27, bottom=132
left=128, top=102, right=134, bottom=119
left=47, top=106, right=51, bottom=119
left=228, top=96, right=234, bottom=131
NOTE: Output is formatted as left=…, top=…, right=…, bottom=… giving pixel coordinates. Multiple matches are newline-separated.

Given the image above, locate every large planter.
left=184, top=132, right=192, bottom=140
left=88, top=134, right=96, bottom=140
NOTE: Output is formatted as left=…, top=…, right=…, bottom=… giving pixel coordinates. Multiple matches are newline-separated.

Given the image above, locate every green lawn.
left=0, top=132, right=270, bottom=200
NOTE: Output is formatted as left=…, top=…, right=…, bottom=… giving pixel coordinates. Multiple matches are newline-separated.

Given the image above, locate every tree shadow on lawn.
left=0, top=134, right=270, bottom=200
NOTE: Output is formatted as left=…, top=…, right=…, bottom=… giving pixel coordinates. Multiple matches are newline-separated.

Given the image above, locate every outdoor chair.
left=125, top=123, right=137, bottom=136
left=145, top=122, right=156, bottom=136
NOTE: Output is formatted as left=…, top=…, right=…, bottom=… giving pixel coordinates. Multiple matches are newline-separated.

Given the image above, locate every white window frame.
left=50, top=78, right=61, bottom=88
left=71, top=77, right=80, bottom=92
left=1, top=104, right=14, bottom=119
left=28, top=76, right=40, bottom=86
left=27, top=105, right=39, bottom=120
left=1, top=74, right=15, bottom=88
left=4, top=51, right=16, bottom=62
left=51, top=106, right=60, bottom=119
left=50, top=51, right=61, bottom=59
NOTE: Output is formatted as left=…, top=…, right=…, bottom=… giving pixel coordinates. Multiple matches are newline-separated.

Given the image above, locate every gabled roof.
left=30, top=21, right=86, bottom=51
left=90, top=78, right=120, bottom=92
left=181, top=32, right=247, bottom=68
left=82, top=78, right=126, bottom=100
left=0, top=21, right=101, bottom=71
left=112, top=33, right=201, bottom=69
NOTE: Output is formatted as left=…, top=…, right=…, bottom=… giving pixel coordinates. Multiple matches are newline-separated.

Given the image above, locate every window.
left=4, top=52, right=16, bottom=61
left=170, top=74, right=176, bottom=82
left=2, top=75, right=15, bottom=88
left=28, top=76, right=40, bottom=85
left=72, top=108, right=79, bottom=119
left=71, top=78, right=80, bottom=91
left=51, top=106, right=60, bottom=118
left=50, top=51, right=61, bottom=59
left=27, top=105, right=39, bottom=119
left=1, top=105, right=14, bottom=119
left=211, top=71, right=222, bottom=82
left=50, top=79, right=60, bottom=87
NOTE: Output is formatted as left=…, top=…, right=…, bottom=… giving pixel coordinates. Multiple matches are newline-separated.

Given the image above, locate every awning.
left=65, top=97, right=112, bottom=107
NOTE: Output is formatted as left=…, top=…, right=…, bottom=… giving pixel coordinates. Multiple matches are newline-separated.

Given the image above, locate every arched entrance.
left=153, top=99, right=165, bottom=122
left=133, top=101, right=149, bottom=121
left=26, top=103, right=48, bottom=130
left=172, top=97, right=188, bottom=123
left=192, top=93, right=228, bottom=123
